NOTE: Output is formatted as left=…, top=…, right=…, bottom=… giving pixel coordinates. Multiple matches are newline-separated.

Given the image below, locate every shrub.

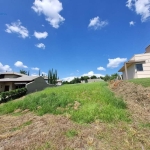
left=0, top=88, right=27, bottom=103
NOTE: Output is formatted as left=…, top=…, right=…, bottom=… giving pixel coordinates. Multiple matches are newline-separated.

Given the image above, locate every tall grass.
left=129, top=78, right=150, bottom=87
left=0, top=82, right=130, bottom=123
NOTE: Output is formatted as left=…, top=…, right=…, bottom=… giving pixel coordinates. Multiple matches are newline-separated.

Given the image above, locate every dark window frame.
left=136, top=63, right=143, bottom=71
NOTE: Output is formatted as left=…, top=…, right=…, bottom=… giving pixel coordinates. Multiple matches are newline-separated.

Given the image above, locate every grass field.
left=0, top=82, right=130, bottom=123
left=129, top=78, right=150, bottom=87
left=0, top=82, right=150, bottom=149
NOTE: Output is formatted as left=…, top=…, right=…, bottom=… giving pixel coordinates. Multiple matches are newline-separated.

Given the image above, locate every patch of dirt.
left=0, top=112, right=150, bottom=150
left=110, top=80, right=150, bottom=122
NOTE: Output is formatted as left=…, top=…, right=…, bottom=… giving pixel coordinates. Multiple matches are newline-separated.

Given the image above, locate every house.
left=56, top=80, right=62, bottom=86
left=118, top=45, right=150, bottom=80
left=0, top=72, right=53, bottom=93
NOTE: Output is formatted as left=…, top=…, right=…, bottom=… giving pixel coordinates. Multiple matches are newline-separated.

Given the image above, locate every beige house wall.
left=136, top=60, right=150, bottom=78
left=123, top=64, right=136, bottom=80
left=130, top=53, right=150, bottom=61
left=0, top=83, right=5, bottom=92
left=26, top=77, right=54, bottom=93
left=122, top=53, right=150, bottom=80
left=0, top=82, right=14, bottom=92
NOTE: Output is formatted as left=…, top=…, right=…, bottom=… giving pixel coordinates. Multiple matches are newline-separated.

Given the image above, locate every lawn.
left=129, top=78, right=150, bottom=87
left=0, top=82, right=130, bottom=123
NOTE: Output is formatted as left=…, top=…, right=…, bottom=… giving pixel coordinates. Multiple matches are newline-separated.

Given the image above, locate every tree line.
left=63, top=73, right=121, bottom=84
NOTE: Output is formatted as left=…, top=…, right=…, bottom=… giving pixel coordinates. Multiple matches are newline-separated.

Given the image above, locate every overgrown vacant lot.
left=0, top=82, right=150, bottom=150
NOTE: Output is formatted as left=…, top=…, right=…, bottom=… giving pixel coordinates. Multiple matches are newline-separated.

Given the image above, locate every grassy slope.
left=0, top=82, right=130, bottom=123
left=129, top=78, right=150, bottom=87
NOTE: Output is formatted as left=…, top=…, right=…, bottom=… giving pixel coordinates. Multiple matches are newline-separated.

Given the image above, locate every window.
left=136, top=64, right=143, bottom=71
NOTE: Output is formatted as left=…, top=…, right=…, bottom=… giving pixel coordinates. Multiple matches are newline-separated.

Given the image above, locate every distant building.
left=43, top=76, right=62, bottom=85
left=81, top=78, right=103, bottom=83
left=118, top=45, right=150, bottom=80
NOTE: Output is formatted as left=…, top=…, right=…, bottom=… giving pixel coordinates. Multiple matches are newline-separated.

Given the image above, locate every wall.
left=4, top=74, right=20, bottom=78
left=26, top=77, right=54, bottom=93
left=136, top=59, right=150, bottom=78
left=145, top=46, right=150, bottom=53
left=0, top=83, right=4, bottom=92
left=87, top=79, right=102, bottom=83
left=0, top=82, right=14, bottom=92
left=123, top=64, right=135, bottom=80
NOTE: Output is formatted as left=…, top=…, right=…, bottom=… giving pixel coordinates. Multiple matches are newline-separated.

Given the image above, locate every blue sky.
left=0, top=0, right=150, bottom=81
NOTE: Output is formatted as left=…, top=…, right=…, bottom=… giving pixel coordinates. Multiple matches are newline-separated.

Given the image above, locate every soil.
left=110, top=80, right=150, bottom=122
left=0, top=81, right=150, bottom=150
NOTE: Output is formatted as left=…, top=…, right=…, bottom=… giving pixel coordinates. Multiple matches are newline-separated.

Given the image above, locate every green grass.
left=65, top=129, right=78, bottom=138
left=0, top=82, right=130, bottom=123
left=129, top=78, right=150, bottom=87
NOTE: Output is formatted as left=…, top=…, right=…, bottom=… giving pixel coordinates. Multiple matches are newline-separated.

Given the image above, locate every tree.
left=48, top=68, right=58, bottom=85
left=91, top=75, right=97, bottom=79
left=39, top=70, right=40, bottom=76
left=20, top=70, right=27, bottom=75
left=103, top=74, right=110, bottom=81
left=110, top=73, right=118, bottom=80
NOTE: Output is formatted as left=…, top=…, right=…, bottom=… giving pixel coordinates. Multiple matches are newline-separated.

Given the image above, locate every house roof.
left=118, top=60, right=145, bottom=72
left=0, top=72, right=39, bottom=82
left=0, top=72, right=28, bottom=77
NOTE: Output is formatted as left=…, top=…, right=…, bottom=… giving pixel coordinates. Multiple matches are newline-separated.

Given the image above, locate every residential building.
left=0, top=72, right=53, bottom=93
left=118, top=45, right=150, bottom=80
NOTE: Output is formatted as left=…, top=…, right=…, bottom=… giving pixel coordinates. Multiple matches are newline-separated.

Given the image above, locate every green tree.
left=39, top=70, right=40, bottom=76
left=103, top=74, right=110, bottom=81
left=48, top=68, right=58, bottom=85
left=20, top=70, right=27, bottom=75
left=91, top=75, right=97, bottom=79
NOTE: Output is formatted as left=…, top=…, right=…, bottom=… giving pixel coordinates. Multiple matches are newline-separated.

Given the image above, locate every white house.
left=118, top=45, right=150, bottom=80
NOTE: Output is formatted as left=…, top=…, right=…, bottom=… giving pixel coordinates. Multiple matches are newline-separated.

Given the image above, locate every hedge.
left=0, top=88, right=27, bottom=103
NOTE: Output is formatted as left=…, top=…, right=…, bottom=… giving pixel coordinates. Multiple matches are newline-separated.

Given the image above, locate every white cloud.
left=32, top=0, right=65, bottom=28
left=107, top=58, right=127, bottom=68
left=63, top=76, right=76, bottom=82
left=34, top=31, right=48, bottom=39
left=0, top=62, right=12, bottom=72
left=5, top=20, right=29, bottom=38
left=97, top=67, right=106, bottom=71
left=42, top=72, right=47, bottom=75
left=35, top=43, right=45, bottom=49
left=14, top=61, right=28, bottom=68
left=63, top=71, right=105, bottom=82
left=129, top=21, right=136, bottom=26
left=82, top=71, right=104, bottom=77
left=126, top=0, right=134, bottom=9
left=126, top=0, right=150, bottom=22
left=42, top=24, right=45, bottom=27
left=31, top=73, right=38, bottom=76
left=88, top=16, right=108, bottom=30
left=32, top=67, right=40, bottom=71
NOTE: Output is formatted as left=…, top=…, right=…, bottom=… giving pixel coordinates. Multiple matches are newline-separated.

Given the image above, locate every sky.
left=0, top=0, right=150, bottom=81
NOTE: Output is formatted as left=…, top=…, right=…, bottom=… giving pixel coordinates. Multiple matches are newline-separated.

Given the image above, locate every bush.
left=0, top=88, right=27, bottom=103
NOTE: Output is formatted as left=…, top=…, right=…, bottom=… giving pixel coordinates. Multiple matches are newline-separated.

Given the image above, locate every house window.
left=136, top=64, right=143, bottom=71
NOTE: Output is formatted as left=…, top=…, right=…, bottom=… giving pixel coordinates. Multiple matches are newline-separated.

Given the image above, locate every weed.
left=0, top=82, right=130, bottom=123
left=65, top=129, right=78, bottom=138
